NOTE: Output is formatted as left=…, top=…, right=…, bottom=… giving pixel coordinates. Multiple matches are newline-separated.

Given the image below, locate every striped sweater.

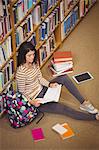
left=16, top=64, right=49, bottom=101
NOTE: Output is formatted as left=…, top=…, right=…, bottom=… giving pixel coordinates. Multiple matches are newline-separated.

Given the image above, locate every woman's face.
left=25, top=50, right=35, bottom=64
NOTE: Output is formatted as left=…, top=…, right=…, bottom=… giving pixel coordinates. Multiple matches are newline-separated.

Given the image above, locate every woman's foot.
left=80, top=101, right=98, bottom=114
left=96, top=113, right=99, bottom=120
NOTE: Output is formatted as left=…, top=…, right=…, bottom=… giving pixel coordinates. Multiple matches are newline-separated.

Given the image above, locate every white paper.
left=52, top=123, right=67, bottom=134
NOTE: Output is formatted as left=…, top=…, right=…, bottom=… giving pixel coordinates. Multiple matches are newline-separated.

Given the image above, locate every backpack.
left=1, top=91, right=43, bottom=128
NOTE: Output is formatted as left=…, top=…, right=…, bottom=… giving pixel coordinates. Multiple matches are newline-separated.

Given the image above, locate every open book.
left=37, top=84, right=62, bottom=104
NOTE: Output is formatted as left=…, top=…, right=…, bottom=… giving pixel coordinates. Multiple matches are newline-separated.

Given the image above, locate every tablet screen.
left=73, top=72, right=94, bottom=84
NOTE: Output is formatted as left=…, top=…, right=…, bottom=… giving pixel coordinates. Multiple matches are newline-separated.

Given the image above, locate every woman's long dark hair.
left=17, top=41, right=37, bottom=67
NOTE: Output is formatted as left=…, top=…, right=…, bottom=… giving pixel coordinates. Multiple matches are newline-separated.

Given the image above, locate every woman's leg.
left=39, top=102, right=96, bottom=121
left=50, top=75, right=85, bottom=104
left=36, top=77, right=98, bottom=115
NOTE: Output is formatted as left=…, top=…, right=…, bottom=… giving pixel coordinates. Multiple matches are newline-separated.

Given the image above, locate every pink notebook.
left=31, top=128, right=45, bottom=142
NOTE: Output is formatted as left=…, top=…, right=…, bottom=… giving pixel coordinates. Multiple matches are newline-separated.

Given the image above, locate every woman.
left=16, top=41, right=99, bottom=121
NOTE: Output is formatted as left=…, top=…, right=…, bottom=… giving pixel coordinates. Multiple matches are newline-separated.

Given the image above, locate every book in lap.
left=37, top=84, right=62, bottom=104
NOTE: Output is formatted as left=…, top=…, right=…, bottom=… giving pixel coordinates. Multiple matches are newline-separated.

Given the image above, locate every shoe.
left=80, top=101, right=98, bottom=114
left=96, top=113, right=99, bottom=120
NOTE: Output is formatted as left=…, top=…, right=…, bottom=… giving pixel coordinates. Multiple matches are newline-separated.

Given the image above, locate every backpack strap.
left=35, top=108, right=44, bottom=124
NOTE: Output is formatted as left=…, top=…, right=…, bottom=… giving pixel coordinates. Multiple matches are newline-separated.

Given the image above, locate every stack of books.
left=52, top=123, right=75, bottom=140
left=49, top=51, right=73, bottom=77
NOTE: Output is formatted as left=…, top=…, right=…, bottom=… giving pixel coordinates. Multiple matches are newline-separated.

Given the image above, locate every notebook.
left=37, top=84, right=62, bottom=104
left=52, top=123, right=68, bottom=134
left=31, top=128, right=45, bottom=142
left=60, top=123, right=75, bottom=139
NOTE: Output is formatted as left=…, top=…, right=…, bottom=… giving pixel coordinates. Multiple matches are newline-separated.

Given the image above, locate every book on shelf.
left=64, top=0, right=68, bottom=11
left=60, top=0, right=65, bottom=22
left=31, top=128, right=45, bottom=142
left=28, top=33, right=36, bottom=46
left=27, top=14, right=34, bottom=32
left=79, top=0, right=85, bottom=17
left=39, top=45, right=47, bottom=66
left=0, top=59, right=14, bottom=91
left=52, top=123, right=75, bottom=140
left=0, top=71, right=4, bottom=91
left=17, top=1, right=24, bottom=21
left=32, top=5, right=41, bottom=25
left=39, top=33, right=56, bottom=65
left=0, top=46, right=6, bottom=65
left=0, top=1, right=3, bottom=17
left=53, top=51, right=72, bottom=62
left=0, top=36, right=12, bottom=62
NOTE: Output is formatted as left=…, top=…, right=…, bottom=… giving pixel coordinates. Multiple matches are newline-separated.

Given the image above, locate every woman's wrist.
left=29, top=99, right=35, bottom=104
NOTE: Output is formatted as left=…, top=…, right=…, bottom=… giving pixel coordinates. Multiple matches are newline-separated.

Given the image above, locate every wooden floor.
left=0, top=1, right=99, bottom=150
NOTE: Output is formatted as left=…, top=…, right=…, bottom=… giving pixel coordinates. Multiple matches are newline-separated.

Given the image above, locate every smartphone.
left=72, top=72, right=94, bottom=84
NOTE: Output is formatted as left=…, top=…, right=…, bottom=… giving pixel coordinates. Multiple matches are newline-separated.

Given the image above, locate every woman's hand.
left=29, top=99, right=41, bottom=107
left=49, top=82, right=59, bottom=88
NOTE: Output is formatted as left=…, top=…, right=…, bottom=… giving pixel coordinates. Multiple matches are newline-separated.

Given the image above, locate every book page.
left=37, top=84, right=62, bottom=104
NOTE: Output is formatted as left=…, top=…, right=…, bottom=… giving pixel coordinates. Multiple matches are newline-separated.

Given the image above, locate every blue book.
left=64, top=20, right=67, bottom=35
left=66, top=14, right=71, bottom=32
left=28, top=0, right=33, bottom=9
left=16, top=31, right=20, bottom=47
left=41, top=0, right=48, bottom=15
left=28, top=33, right=36, bottom=46
left=41, top=23, right=46, bottom=40
left=32, top=0, right=37, bottom=4
left=0, top=72, right=4, bottom=91
left=71, top=11, right=76, bottom=26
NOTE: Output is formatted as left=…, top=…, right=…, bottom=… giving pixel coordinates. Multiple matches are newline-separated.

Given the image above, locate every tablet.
left=72, top=72, right=94, bottom=84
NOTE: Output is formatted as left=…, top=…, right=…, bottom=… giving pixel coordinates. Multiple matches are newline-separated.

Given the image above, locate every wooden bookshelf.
left=0, top=0, right=97, bottom=116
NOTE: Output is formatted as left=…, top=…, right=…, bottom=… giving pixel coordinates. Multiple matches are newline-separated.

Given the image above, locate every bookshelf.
left=0, top=0, right=97, bottom=116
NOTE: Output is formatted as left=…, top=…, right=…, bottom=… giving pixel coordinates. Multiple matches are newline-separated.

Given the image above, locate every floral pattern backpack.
left=1, top=91, right=41, bottom=128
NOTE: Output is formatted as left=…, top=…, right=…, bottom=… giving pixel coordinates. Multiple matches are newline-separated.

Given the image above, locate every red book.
left=53, top=51, right=72, bottom=62
left=31, top=128, right=45, bottom=142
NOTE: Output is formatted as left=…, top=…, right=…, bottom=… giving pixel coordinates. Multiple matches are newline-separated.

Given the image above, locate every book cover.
left=0, top=72, right=4, bottom=91
left=52, top=123, right=67, bottom=135
left=31, top=128, right=45, bottom=142
left=53, top=51, right=72, bottom=62
left=32, top=5, right=41, bottom=25
left=60, top=123, right=75, bottom=139
left=60, top=1, right=65, bottom=22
